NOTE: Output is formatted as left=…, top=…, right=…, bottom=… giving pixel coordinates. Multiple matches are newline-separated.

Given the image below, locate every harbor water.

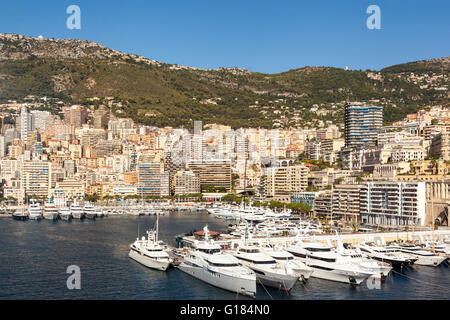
left=0, top=212, right=448, bottom=300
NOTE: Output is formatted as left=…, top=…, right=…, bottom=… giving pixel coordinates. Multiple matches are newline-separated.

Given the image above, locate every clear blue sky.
left=0, top=0, right=448, bottom=73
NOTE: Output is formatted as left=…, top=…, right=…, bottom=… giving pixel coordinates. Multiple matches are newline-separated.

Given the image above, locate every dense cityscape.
left=0, top=2, right=449, bottom=304
left=0, top=97, right=448, bottom=230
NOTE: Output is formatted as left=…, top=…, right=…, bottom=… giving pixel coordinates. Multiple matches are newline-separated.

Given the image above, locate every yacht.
left=95, top=208, right=105, bottom=218
left=387, top=242, right=447, bottom=267
left=286, top=240, right=373, bottom=285
left=43, top=202, right=59, bottom=220
left=84, top=203, right=96, bottom=219
left=231, top=244, right=299, bottom=291
left=12, top=209, right=29, bottom=221
left=71, top=201, right=84, bottom=219
left=178, top=226, right=257, bottom=298
left=129, top=214, right=173, bottom=271
left=422, top=241, right=450, bottom=259
left=261, top=244, right=314, bottom=282
left=333, top=232, right=392, bottom=280
left=59, top=207, right=72, bottom=221
left=28, top=202, right=42, bottom=220
left=356, top=242, right=416, bottom=269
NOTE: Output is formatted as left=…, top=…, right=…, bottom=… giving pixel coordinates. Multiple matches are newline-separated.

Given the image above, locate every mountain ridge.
left=0, top=33, right=448, bottom=128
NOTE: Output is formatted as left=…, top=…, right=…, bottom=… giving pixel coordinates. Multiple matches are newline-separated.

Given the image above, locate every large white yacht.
left=178, top=226, right=256, bottom=298
left=43, top=202, right=59, bottom=220
left=129, top=214, right=173, bottom=271
left=286, top=240, right=374, bottom=285
left=333, top=235, right=392, bottom=280
left=261, top=244, right=314, bottom=282
left=59, top=207, right=72, bottom=221
left=386, top=242, right=447, bottom=267
left=231, top=244, right=300, bottom=291
left=71, top=201, right=84, bottom=219
left=84, top=203, right=96, bottom=219
left=28, top=202, right=42, bottom=220
left=356, top=242, right=417, bottom=269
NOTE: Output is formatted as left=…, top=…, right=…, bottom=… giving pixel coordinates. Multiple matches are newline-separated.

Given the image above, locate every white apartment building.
left=390, top=146, right=425, bottom=162
left=360, top=182, right=426, bottom=227
left=262, top=164, right=308, bottom=198
left=21, top=160, right=52, bottom=198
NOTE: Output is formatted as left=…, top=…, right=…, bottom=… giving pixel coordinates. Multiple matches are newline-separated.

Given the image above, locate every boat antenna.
left=203, top=225, right=209, bottom=243
left=243, top=157, right=247, bottom=210
left=156, top=212, right=159, bottom=243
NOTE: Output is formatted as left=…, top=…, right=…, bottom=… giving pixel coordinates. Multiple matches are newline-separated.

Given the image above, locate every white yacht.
left=386, top=242, right=447, bottom=267
left=28, top=202, right=42, bottom=220
left=332, top=232, right=392, bottom=280
left=59, top=207, right=72, bottom=220
left=84, top=203, right=96, bottom=219
left=262, top=244, right=314, bottom=282
left=43, top=202, right=59, bottom=220
left=333, top=240, right=392, bottom=280
left=286, top=240, right=373, bottom=285
left=71, top=202, right=84, bottom=219
left=231, top=244, right=299, bottom=291
left=356, top=242, right=416, bottom=269
left=129, top=214, right=173, bottom=271
left=178, top=226, right=256, bottom=298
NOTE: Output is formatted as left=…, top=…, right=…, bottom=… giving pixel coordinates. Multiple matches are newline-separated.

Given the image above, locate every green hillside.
left=0, top=34, right=448, bottom=128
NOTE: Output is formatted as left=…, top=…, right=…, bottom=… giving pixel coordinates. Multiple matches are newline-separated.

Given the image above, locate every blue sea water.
left=0, top=213, right=448, bottom=300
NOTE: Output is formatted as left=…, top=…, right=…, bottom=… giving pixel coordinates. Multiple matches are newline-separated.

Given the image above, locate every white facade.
left=360, top=182, right=426, bottom=226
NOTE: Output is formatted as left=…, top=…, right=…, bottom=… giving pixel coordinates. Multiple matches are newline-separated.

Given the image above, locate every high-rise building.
left=430, top=125, right=450, bottom=161
left=174, top=170, right=200, bottom=195
left=262, top=164, right=308, bottom=198
left=344, top=102, right=383, bottom=148
left=331, top=184, right=363, bottom=222
left=360, top=182, right=426, bottom=226
left=21, top=160, right=52, bottom=199
left=64, top=105, right=88, bottom=128
left=188, top=159, right=232, bottom=192
left=137, top=162, right=165, bottom=196
left=20, top=105, right=34, bottom=141
left=93, top=105, right=110, bottom=129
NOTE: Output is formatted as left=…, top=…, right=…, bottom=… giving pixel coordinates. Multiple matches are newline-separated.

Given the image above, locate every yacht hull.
left=60, top=214, right=72, bottom=221
left=129, top=250, right=171, bottom=271
left=178, top=263, right=256, bottom=298
left=308, top=267, right=371, bottom=285
left=413, top=255, right=447, bottom=266
left=28, top=214, right=42, bottom=220
left=43, top=213, right=58, bottom=221
left=253, top=270, right=298, bottom=291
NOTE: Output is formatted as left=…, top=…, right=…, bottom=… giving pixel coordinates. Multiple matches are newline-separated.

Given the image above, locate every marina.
left=0, top=210, right=448, bottom=299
